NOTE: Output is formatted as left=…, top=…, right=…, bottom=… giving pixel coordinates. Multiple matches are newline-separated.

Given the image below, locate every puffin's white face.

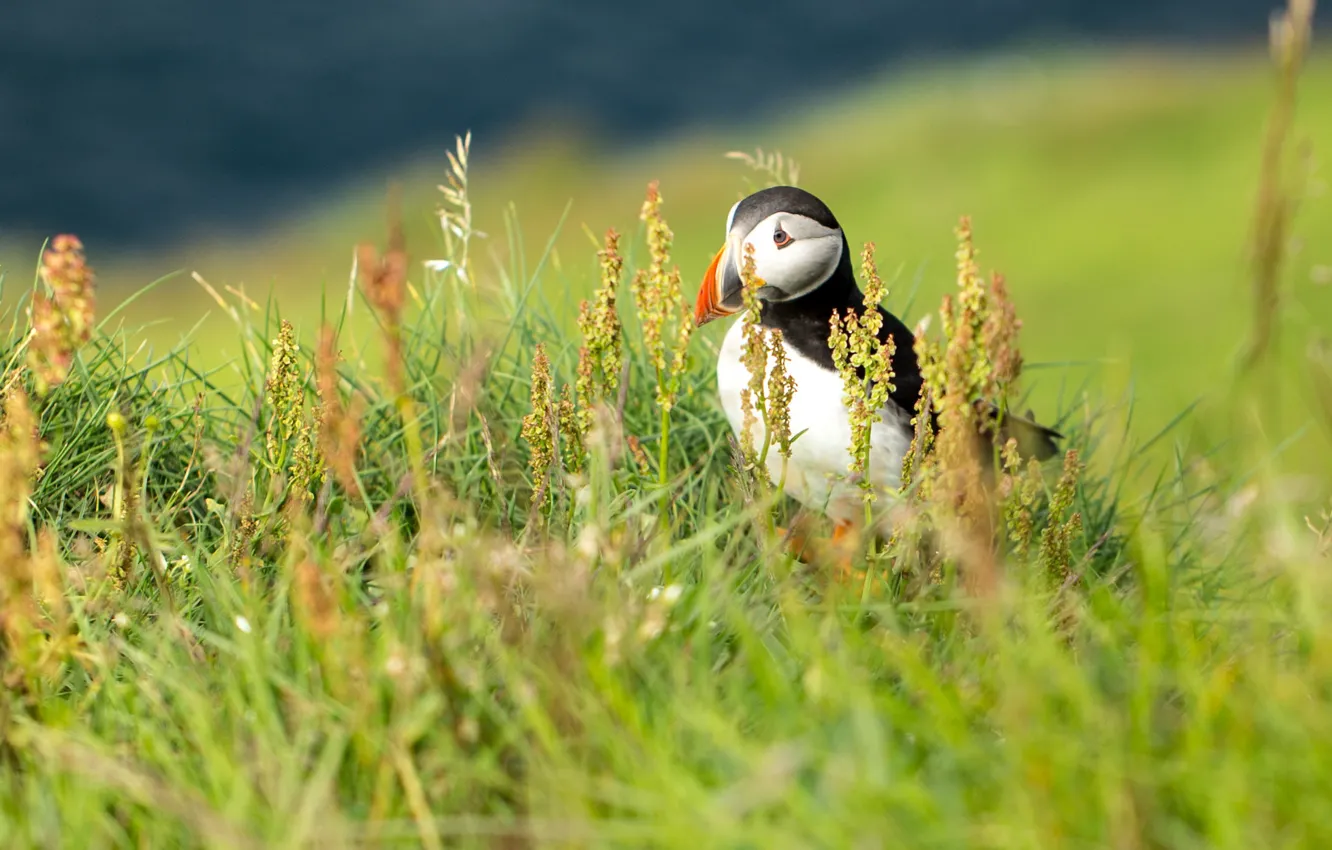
left=696, top=188, right=845, bottom=326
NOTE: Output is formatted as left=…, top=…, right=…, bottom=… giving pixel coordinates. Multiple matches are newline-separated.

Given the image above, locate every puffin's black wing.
left=873, top=304, right=1062, bottom=462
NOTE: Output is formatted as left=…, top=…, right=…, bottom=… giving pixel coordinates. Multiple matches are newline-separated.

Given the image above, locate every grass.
left=5, top=46, right=1329, bottom=471
left=2, top=21, right=1332, bottom=847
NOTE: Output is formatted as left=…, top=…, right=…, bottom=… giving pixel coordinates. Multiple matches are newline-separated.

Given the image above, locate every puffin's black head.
left=695, top=186, right=847, bottom=326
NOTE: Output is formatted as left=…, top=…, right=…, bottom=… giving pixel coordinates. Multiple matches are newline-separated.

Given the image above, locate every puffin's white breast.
left=715, top=319, right=913, bottom=523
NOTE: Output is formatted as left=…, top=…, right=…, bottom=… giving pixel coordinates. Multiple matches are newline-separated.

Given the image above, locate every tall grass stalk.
left=1246, top=0, right=1317, bottom=370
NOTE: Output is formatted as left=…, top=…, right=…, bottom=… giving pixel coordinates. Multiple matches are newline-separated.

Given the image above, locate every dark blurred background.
left=0, top=0, right=1291, bottom=249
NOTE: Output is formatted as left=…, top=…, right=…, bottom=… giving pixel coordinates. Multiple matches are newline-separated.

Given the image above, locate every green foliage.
left=0, top=16, right=1329, bottom=845
left=0, top=165, right=1327, bottom=847
left=23, top=48, right=1331, bottom=477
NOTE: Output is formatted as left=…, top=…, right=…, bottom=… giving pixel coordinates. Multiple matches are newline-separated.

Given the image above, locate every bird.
left=693, top=185, right=1060, bottom=558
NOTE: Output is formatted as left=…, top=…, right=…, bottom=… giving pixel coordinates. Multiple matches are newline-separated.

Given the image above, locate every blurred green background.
left=3, top=47, right=1330, bottom=471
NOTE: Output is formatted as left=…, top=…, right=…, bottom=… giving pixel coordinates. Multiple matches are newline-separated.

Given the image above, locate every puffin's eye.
left=773, top=227, right=793, bottom=248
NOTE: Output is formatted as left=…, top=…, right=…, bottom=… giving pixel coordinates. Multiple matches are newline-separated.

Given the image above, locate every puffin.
left=693, top=185, right=1060, bottom=549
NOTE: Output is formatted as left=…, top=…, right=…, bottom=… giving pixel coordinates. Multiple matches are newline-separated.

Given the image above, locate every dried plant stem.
left=436, top=132, right=478, bottom=339
left=1245, top=0, right=1316, bottom=370
left=358, top=189, right=429, bottom=506
left=28, top=235, right=96, bottom=396
left=724, top=148, right=802, bottom=189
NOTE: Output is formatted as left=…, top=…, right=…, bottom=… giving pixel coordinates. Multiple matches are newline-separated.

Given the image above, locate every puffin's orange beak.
left=695, top=244, right=739, bottom=327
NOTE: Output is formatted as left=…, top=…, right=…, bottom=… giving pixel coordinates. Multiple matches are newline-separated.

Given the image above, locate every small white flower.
left=424, top=259, right=452, bottom=272
left=235, top=615, right=252, bottom=634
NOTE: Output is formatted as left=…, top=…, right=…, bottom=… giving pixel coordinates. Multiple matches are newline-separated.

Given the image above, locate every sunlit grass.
left=0, top=155, right=1328, bottom=846
left=4, top=48, right=1325, bottom=472
left=1, top=34, right=1331, bottom=845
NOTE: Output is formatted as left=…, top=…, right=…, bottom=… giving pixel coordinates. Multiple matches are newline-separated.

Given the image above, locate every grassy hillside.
left=6, top=48, right=1327, bottom=471
left=1, top=25, right=1332, bottom=845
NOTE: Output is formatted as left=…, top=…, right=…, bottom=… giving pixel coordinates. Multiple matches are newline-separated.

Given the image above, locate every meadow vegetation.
left=16, top=45, right=1331, bottom=472
left=1, top=4, right=1331, bottom=847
